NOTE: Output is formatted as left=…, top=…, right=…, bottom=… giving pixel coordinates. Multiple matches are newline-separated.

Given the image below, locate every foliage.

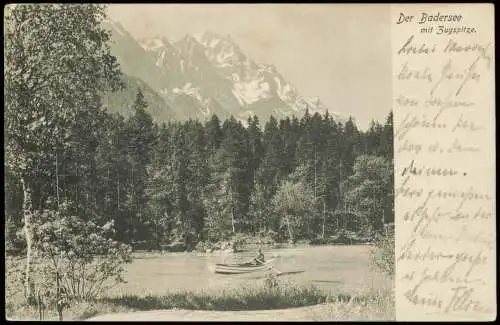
left=309, top=230, right=369, bottom=246
left=31, top=201, right=133, bottom=301
left=5, top=3, right=394, bottom=265
left=4, top=5, right=395, bottom=319
left=194, top=232, right=276, bottom=253
left=4, top=3, right=123, bottom=300
left=5, top=216, right=26, bottom=254
left=5, top=109, right=394, bottom=252
left=369, top=227, right=395, bottom=276
left=264, top=272, right=279, bottom=289
left=344, top=155, right=394, bottom=238
left=5, top=6, right=393, bottom=246
left=6, top=256, right=26, bottom=305
left=271, top=178, right=319, bottom=242
left=315, top=287, right=394, bottom=321
left=5, top=110, right=394, bottom=253
left=5, top=3, right=122, bottom=177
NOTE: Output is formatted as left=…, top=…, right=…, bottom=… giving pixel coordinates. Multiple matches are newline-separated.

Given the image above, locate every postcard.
left=4, top=3, right=495, bottom=321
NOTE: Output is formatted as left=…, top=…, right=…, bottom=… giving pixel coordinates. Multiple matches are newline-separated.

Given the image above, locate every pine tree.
left=260, top=116, right=283, bottom=199
left=340, top=117, right=361, bottom=177
left=380, top=111, right=394, bottom=160
left=146, top=123, right=176, bottom=248
left=247, top=116, right=263, bottom=190
left=184, top=120, right=210, bottom=241
left=219, top=117, right=252, bottom=233
left=316, top=113, right=342, bottom=237
left=122, top=89, right=156, bottom=242
left=205, top=114, right=223, bottom=151
left=279, top=117, right=297, bottom=176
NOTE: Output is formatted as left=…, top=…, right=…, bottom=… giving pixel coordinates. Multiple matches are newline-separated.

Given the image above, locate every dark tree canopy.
left=5, top=5, right=393, bottom=254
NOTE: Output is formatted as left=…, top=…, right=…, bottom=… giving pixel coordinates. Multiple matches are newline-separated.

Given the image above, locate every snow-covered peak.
left=102, top=19, right=130, bottom=37
left=257, top=63, right=278, bottom=74
left=107, top=23, right=343, bottom=123
left=176, top=34, right=203, bottom=48
left=135, top=37, right=182, bottom=71
left=174, top=35, right=208, bottom=61
left=190, top=31, right=246, bottom=67
left=308, top=97, right=321, bottom=107
left=191, top=32, right=204, bottom=42
left=194, top=31, right=232, bottom=45
left=138, top=37, right=172, bottom=52
left=193, top=30, right=220, bottom=44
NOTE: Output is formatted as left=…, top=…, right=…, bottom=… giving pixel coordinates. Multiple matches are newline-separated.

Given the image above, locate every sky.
left=107, top=4, right=392, bottom=129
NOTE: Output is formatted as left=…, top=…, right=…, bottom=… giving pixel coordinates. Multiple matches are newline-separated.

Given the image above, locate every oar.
left=256, top=258, right=282, bottom=275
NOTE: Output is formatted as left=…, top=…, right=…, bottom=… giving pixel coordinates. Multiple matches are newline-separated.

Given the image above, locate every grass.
left=313, top=286, right=394, bottom=321
left=5, top=274, right=327, bottom=320
left=6, top=246, right=394, bottom=321
left=84, top=284, right=394, bottom=321
left=100, top=282, right=326, bottom=311
left=6, top=279, right=394, bottom=321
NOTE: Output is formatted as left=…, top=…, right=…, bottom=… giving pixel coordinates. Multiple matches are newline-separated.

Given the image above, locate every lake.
left=109, top=245, right=392, bottom=296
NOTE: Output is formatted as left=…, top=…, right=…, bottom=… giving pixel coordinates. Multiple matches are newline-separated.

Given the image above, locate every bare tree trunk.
left=117, top=177, right=120, bottom=208
left=56, top=272, right=63, bottom=321
left=382, top=206, right=386, bottom=236
left=37, top=290, right=43, bottom=320
left=75, top=162, right=79, bottom=207
left=56, top=151, right=60, bottom=206
left=321, top=201, right=326, bottom=238
left=231, top=207, right=235, bottom=233
left=229, top=160, right=235, bottom=233
left=21, top=175, right=34, bottom=301
left=105, top=168, right=110, bottom=209
left=314, top=148, right=317, bottom=200
left=285, top=215, right=294, bottom=243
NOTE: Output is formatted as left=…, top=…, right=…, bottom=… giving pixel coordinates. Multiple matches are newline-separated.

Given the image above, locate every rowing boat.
left=209, top=258, right=276, bottom=274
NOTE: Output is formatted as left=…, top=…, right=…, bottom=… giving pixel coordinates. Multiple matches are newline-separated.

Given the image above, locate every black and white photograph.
left=4, top=4, right=397, bottom=321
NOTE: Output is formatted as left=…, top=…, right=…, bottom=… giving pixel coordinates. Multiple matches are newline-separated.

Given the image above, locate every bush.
left=131, top=240, right=160, bottom=251
left=5, top=256, right=26, bottom=304
left=194, top=240, right=213, bottom=252
left=230, top=233, right=275, bottom=247
left=5, top=216, right=26, bottom=255
left=194, top=233, right=277, bottom=253
left=309, top=229, right=370, bottom=246
left=264, top=272, right=279, bottom=289
left=31, top=201, right=133, bottom=303
left=369, top=229, right=394, bottom=276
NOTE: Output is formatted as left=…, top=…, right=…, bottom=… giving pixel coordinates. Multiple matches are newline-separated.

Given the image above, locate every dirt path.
left=86, top=305, right=329, bottom=321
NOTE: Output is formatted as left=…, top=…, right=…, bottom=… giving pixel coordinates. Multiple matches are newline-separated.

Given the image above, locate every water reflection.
left=113, top=245, right=390, bottom=296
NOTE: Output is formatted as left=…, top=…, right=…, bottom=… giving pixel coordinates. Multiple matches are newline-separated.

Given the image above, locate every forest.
left=6, top=88, right=394, bottom=252
left=5, top=4, right=394, bottom=254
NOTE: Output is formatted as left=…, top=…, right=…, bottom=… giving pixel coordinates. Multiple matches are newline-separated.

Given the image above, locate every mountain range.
left=102, top=19, right=343, bottom=124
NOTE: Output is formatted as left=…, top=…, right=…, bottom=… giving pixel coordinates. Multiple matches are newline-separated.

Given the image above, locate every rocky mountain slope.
left=102, top=19, right=342, bottom=124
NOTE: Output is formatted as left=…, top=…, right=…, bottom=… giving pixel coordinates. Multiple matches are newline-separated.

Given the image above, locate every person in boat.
left=253, top=247, right=265, bottom=265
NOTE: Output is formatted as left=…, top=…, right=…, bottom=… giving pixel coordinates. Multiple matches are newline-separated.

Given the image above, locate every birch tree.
left=5, top=4, right=122, bottom=299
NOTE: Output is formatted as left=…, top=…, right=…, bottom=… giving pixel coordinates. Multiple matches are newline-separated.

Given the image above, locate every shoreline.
left=134, top=242, right=374, bottom=256
left=85, top=304, right=331, bottom=321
